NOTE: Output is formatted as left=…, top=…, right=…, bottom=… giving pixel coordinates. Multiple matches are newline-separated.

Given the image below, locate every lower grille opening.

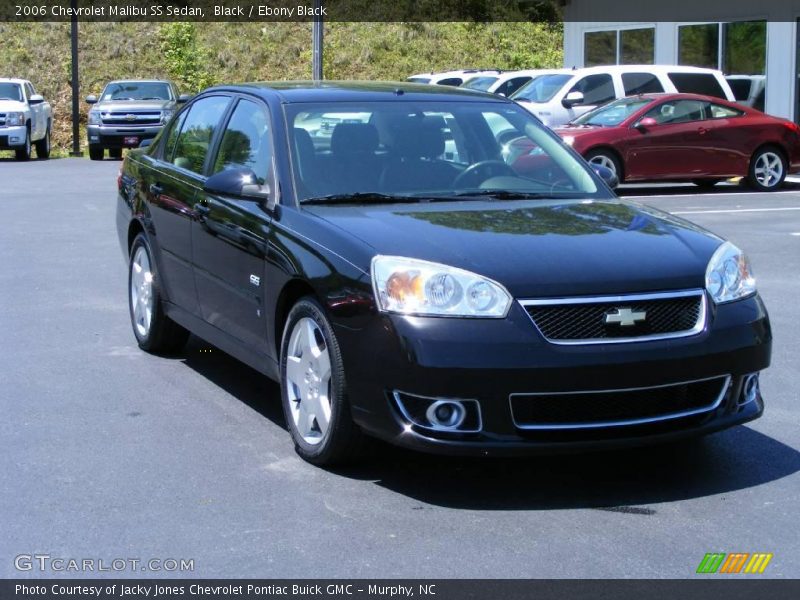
left=510, top=376, right=730, bottom=430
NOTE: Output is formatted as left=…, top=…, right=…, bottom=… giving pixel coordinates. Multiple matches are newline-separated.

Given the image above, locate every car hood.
left=306, top=199, right=722, bottom=298
left=93, top=99, right=173, bottom=112
left=554, top=125, right=611, bottom=139
left=0, top=99, right=27, bottom=112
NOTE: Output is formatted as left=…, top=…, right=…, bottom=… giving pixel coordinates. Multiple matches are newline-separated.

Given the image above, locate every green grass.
left=0, top=22, right=562, bottom=152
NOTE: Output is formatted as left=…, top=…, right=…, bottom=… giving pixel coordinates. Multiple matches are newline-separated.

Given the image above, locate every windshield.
left=287, top=100, right=600, bottom=204
left=511, top=74, right=571, bottom=103
left=0, top=82, right=22, bottom=101
left=572, top=98, right=652, bottom=127
left=462, top=77, right=499, bottom=91
left=101, top=82, right=172, bottom=101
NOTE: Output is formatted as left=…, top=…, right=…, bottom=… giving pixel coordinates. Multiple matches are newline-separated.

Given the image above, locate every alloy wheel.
left=130, top=246, right=154, bottom=338
left=754, top=151, right=783, bottom=189
left=589, top=154, right=617, bottom=176
left=285, top=317, right=333, bottom=445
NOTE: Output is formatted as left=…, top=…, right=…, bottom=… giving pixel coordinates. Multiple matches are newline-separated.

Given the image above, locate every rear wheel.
left=128, top=233, right=189, bottom=354
left=585, top=149, right=622, bottom=182
left=35, top=124, right=51, bottom=159
left=747, top=146, right=786, bottom=191
left=89, top=145, right=104, bottom=161
left=15, top=126, right=31, bottom=161
left=280, top=297, right=363, bottom=465
left=109, top=148, right=123, bottom=159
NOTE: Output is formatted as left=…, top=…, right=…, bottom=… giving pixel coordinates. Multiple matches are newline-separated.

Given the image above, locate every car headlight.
left=705, top=241, right=756, bottom=304
left=6, top=112, right=24, bottom=126
left=562, top=135, right=575, bottom=146
left=88, top=110, right=102, bottom=125
left=371, top=256, right=512, bottom=318
left=161, top=110, right=174, bottom=125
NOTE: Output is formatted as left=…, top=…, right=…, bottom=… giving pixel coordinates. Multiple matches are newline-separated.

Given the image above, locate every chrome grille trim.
left=509, top=375, right=731, bottom=430
left=519, top=289, right=707, bottom=345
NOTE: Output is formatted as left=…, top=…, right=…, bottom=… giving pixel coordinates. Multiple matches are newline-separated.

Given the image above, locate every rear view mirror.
left=562, top=91, right=584, bottom=108
left=204, top=167, right=273, bottom=206
left=635, top=117, right=658, bottom=130
left=85, top=94, right=98, bottom=104
left=591, top=164, right=619, bottom=190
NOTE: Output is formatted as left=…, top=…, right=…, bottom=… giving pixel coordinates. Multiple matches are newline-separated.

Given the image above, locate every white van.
left=510, top=65, right=735, bottom=127
left=461, top=69, right=572, bottom=97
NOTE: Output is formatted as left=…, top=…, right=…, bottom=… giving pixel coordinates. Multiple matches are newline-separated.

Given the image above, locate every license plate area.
left=123, top=136, right=140, bottom=146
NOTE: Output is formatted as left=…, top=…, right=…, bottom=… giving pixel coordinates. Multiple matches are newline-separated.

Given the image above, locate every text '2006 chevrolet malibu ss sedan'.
left=116, top=82, right=771, bottom=465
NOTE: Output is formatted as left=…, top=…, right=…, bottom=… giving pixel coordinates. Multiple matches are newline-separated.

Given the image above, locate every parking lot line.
left=672, top=207, right=800, bottom=215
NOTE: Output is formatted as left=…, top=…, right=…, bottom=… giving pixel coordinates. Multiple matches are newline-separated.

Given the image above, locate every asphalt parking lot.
left=1, top=157, right=798, bottom=579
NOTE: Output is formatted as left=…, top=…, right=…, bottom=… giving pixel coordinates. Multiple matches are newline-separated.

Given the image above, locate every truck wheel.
left=89, top=145, right=104, bottom=161
left=109, top=148, right=123, bottom=159
left=15, top=126, right=31, bottom=161
left=35, top=124, right=51, bottom=159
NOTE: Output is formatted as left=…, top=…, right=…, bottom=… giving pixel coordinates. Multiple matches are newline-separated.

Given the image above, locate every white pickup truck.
left=0, top=78, right=52, bottom=160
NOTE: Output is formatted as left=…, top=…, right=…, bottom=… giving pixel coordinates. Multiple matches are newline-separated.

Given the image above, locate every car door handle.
left=697, top=127, right=709, bottom=135
left=149, top=183, right=163, bottom=196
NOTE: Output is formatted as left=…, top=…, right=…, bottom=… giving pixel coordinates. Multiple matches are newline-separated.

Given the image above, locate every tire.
left=89, top=145, right=104, bottom=161
left=15, top=125, right=31, bottom=161
left=585, top=148, right=622, bottom=182
left=280, top=297, right=363, bottom=465
left=109, top=148, right=123, bottom=160
left=35, top=124, right=51, bottom=159
left=692, top=179, right=721, bottom=189
left=747, top=146, right=787, bottom=192
left=128, top=233, right=189, bottom=354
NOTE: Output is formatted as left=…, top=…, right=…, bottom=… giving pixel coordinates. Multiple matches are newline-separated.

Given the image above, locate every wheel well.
left=585, top=146, right=624, bottom=180
left=751, top=143, right=788, bottom=165
left=127, top=220, right=144, bottom=257
left=274, top=279, right=316, bottom=356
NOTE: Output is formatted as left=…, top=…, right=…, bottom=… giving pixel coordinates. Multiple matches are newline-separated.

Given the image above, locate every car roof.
left=409, top=69, right=502, bottom=79
left=0, top=78, right=28, bottom=84
left=566, top=64, right=725, bottom=77
left=207, top=80, right=513, bottom=103
left=104, top=79, right=174, bottom=85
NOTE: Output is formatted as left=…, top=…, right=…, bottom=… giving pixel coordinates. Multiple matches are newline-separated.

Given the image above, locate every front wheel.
left=280, top=297, right=363, bottom=465
left=15, top=126, right=31, bottom=161
left=128, top=233, right=189, bottom=353
left=89, top=145, right=104, bottom=161
left=585, top=149, right=622, bottom=182
left=109, top=148, right=123, bottom=159
left=747, top=147, right=786, bottom=191
left=35, top=125, right=51, bottom=159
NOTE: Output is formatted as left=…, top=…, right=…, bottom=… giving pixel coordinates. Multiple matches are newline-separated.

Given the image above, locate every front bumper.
left=88, top=124, right=163, bottom=148
left=0, top=125, right=27, bottom=148
left=335, top=293, right=771, bottom=455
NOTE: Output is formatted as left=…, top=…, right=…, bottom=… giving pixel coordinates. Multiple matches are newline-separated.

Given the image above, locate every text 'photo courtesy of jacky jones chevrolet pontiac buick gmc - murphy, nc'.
left=116, top=81, right=770, bottom=466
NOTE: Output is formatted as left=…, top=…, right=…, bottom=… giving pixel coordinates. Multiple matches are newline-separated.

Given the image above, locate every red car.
left=554, top=93, right=800, bottom=191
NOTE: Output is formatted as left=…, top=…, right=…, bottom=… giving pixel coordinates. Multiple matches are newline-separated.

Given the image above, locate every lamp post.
left=69, top=0, right=82, bottom=156
left=312, top=0, right=323, bottom=81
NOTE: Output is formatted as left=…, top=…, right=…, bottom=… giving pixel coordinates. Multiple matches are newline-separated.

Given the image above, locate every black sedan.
left=116, top=82, right=771, bottom=465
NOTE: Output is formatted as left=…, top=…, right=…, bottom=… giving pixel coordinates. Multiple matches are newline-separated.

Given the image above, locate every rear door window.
left=667, top=73, right=726, bottom=99
left=645, top=99, right=707, bottom=124
left=568, top=74, right=615, bottom=106
left=498, top=77, right=533, bottom=97
left=621, top=73, right=664, bottom=95
left=707, top=103, right=744, bottom=119
left=171, top=95, right=231, bottom=174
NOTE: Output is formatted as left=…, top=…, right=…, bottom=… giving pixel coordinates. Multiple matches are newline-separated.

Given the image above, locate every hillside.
left=0, top=21, right=562, bottom=153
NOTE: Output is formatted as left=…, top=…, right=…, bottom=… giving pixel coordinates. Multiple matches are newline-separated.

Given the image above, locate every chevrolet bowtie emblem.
left=605, top=307, right=647, bottom=327
left=125, top=114, right=136, bottom=121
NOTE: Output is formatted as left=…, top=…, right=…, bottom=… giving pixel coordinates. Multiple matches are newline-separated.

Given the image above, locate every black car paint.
left=117, top=82, right=771, bottom=455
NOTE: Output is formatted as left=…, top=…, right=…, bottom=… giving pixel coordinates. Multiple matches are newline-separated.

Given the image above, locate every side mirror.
left=85, top=94, right=98, bottom=104
left=635, top=117, right=658, bottom=130
left=139, top=139, right=153, bottom=149
left=177, top=94, right=191, bottom=104
left=29, top=94, right=45, bottom=105
left=562, top=91, right=584, bottom=108
left=204, top=168, right=273, bottom=206
left=591, top=164, right=619, bottom=190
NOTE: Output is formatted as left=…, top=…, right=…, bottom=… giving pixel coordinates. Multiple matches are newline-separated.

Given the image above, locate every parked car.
left=0, top=78, right=52, bottom=160
left=726, top=75, right=765, bottom=112
left=117, top=81, right=770, bottom=465
left=406, top=70, right=500, bottom=87
left=461, top=69, right=570, bottom=97
left=511, top=65, right=735, bottom=127
left=86, top=79, right=189, bottom=160
left=554, top=93, right=800, bottom=191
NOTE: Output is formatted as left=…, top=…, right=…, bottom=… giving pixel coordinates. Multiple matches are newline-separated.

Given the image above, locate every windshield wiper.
left=453, top=190, right=584, bottom=200
left=141, top=97, right=165, bottom=100
left=302, top=192, right=446, bottom=206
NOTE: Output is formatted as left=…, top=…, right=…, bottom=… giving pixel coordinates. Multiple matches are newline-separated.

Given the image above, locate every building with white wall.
left=562, top=0, right=799, bottom=121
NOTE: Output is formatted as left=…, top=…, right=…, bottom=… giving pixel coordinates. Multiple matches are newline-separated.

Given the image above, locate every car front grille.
left=509, top=376, right=730, bottom=430
left=101, top=111, right=161, bottom=126
left=520, top=289, right=705, bottom=344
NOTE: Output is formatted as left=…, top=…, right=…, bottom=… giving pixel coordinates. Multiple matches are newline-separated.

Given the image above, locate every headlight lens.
left=161, top=110, right=174, bottom=125
left=88, top=110, right=102, bottom=125
left=705, top=241, right=756, bottom=304
left=562, top=135, right=575, bottom=146
left=371, top=256, right=512, bottom=318
left=6, top=112, right=24, bottom=126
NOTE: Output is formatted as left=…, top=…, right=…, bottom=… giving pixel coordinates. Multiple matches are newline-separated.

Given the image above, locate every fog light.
left=426, top=400, right=466, bottom=429
left=392, top=391, right=482, bottom=433
left=740, top=373, right=760, bottom=406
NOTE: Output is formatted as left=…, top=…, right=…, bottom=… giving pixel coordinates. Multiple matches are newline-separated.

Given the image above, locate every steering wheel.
left=453, top=160, right=517, bottom=189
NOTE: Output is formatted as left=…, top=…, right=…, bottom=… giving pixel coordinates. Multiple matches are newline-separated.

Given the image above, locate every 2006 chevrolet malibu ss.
left=116, top=82, right=771, bottom=465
